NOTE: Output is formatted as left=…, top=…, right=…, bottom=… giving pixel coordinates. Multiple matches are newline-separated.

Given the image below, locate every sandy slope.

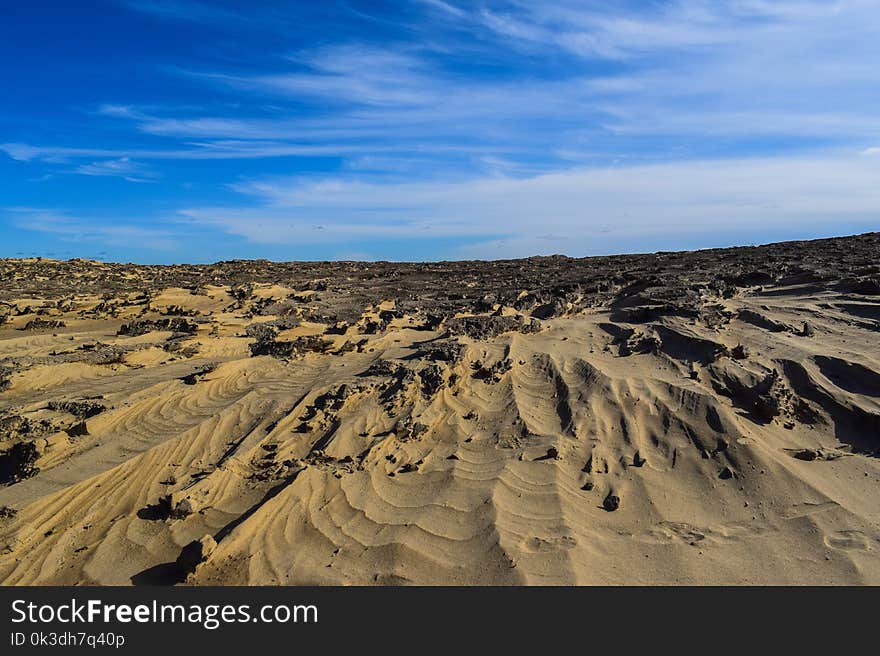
left=1, top=234, right=879, bottom=585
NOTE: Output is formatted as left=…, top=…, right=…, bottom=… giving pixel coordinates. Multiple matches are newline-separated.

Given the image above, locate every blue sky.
left=2, top=0, right=879, bottom=263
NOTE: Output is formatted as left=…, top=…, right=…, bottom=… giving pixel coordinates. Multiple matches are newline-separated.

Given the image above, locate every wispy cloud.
left=176, top=151, right=880, bottom=257
left=118, top=0, right=254, bottom=25
left=115, top=4, right=880, bottom=156
left=12, top=2, right=880, bottom=169
left=72, top=157, right=158, bottom=182
left=0, top=141, right=398, bottom=162
left=417, top=0, right=467, bottom=19
left=4, top=1, right=879, bottom=260
left=473, top=0, right=879, bottom=60
left=5, top=208, right=181, bottom=250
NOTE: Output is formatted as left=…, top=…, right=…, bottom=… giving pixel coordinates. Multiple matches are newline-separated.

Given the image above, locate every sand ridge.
left=1, top=233, right=879, bottom=584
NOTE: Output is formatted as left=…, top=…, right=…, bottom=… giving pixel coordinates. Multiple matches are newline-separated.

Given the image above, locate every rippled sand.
left=1, top=233, right=879, bottom=584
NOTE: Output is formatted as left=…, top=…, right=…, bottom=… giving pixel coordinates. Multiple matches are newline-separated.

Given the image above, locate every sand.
left=1, top=233, right=879, bottom=585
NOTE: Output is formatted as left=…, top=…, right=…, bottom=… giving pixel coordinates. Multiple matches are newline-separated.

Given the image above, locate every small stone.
left=159, top=492, right=194, bottom=519
left=65, top=421, right=89, bottom=437
left=176, top=535, right=216, bottom=576
left=730, top=344, right=749, bottom=360
left=603, top=492, right=620, bottom=512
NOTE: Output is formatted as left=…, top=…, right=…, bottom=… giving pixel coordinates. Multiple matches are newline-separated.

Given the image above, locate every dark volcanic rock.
left=20, top=318, right=66, bottom=331
left=0, top=365, right=11, bottom=392
left=176, top=535, right=216, bottom=577
left=603, top=492, right=620, bottom=512
left=47, top=400, right=106, bottom=418
left=445, top=315, right=541, bottom=339
left=118, top=317, right=198, bottom=336
left=0, top=441, right=40, bottom=485
left=1, top=234, right=877, bottom=324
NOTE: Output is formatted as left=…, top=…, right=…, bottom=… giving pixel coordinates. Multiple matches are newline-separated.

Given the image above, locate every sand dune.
left=1, top=233, right=879, bottom=585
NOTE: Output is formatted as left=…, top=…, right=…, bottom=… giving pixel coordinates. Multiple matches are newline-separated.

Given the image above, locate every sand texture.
left=1, top=233, right=880, bottom=585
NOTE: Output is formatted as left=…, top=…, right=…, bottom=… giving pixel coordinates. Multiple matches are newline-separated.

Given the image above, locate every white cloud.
left=417, top=0, right=466, bottom=18
left=478, top=1, right=880, bottom=60
left=73, top=157, right=158, bottom=182
left=7, top=1, right=880, bottom=260
left=103, top=2, right=880, bottom=162
left=12, top=2, right=880, bottom=171
left=6, top=208, right=181, bottom=250
left=0, top=141, right=393, bottom=162
left=175, top=152, right=880, bottom=256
